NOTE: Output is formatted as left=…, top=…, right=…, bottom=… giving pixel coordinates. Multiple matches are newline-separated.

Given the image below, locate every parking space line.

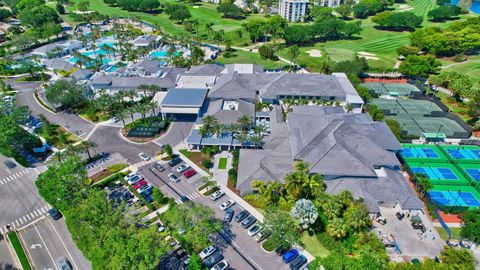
left=0, top=227, right=3, bottom=234
left=34, top=225, right=59, bottom=270
left=46, top=218, right=79, bottom=270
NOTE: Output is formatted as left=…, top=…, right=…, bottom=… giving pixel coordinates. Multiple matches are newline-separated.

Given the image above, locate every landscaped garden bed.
left=179, top=149, right=212, bottom=173
left=90, top=163, right=128, bottom=183
left=37, top=116, right=80, bottom=149
left=121, top=116, right=170, bottom=142
left=7, top=231, right=32, bottom=270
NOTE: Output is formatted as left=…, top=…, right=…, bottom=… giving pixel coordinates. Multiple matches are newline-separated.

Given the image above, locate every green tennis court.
left=362, top=83, right=421, bottom=97
left=372, top=99, right=442, bottom=114
left=429, top=185, right=480, bottom=209
left=406, top=161, right=470, bottom=186
left=400, top=143, right=449, bottom=162
left=440, top=145, right=480, bottom=164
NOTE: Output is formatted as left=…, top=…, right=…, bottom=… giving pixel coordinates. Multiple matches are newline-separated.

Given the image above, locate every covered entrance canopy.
left=159, top=88, right=208, bottom=116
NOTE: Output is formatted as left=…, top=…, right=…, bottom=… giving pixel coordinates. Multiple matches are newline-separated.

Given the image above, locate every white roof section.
left=176, top=74, right=217, bottom=89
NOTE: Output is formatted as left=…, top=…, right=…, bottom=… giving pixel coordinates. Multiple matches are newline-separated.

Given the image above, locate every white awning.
left=161, top=106, right=200, bottom=114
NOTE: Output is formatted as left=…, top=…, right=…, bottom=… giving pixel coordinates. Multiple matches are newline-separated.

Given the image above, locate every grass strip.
left=218, top=158, right=228, bottom=169
left=7, top=231, right=32, bottom=270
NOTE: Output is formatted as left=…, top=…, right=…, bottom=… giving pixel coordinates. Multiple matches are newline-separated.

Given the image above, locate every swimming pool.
left=67, top=57, right=111, bottom=66
left=83, top=49, right=111, bottom=57
left=150, top=51, right=168, bottom=58
left=105, top=65, right=119, bottom=72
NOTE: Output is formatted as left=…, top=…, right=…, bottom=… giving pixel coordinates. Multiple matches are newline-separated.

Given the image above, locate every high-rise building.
left=278, top=0, right=308, bottom=22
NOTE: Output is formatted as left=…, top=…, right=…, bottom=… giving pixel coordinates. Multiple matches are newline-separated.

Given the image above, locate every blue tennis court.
left=465, top=168, right=480, bottom=181
left=411, top=167, right=458, bottom=180
left=401, top=148, right=439, bottom=158
left=429, top=191, right=480, bottom=207
left=447, top=149, right=480, bottom=160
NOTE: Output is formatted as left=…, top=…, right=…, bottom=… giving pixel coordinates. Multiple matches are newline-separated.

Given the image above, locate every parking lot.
left=18, top=216, right=91, bottom=270
left=139, top=159, right=299, bottom=270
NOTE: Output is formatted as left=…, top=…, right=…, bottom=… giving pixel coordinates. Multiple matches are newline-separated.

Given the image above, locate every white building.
left=317, top=0, right=357, bottom=8
left=278, top=0, right=308, bottom=22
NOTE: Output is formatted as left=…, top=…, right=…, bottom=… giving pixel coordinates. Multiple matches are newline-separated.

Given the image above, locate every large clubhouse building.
left=85, top=63, right=421, bottom=213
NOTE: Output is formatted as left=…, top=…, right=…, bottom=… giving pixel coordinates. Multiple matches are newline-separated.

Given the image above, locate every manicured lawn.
left=435, top=92, right=473, bottom=122
left=7, top=232, right=32, bottom=270
left=218, top=157, right=227, bottom=169
left=435, top=226, right=462, bottom=241
left=216, top=50, right=287, bottom=69
left=301, top=233, right=330, bottom=258
left=179, top=149, right=211, bottom=172
left=444, top=61, right=480, bottom=86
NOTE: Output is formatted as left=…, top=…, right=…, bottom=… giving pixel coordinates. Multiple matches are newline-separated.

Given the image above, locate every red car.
left=133, top=179, right=147, bottom=190
left=183, top=169, right=197, bottom=178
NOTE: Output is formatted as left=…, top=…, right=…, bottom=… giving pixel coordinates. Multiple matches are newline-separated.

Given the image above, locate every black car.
left=168, top=157, right=182, bottom=167
left=203, top=251, right=224, bottom=268
left=224, top=208, right=234, bottom=222
left=234, top=210, right=249, bottom=222
left=4, top=161, right=16, bottom=169
left=275, top=244, right=290, bottom=256
left=241, top=215, right=256, bottom=228
left=153, top=163, right=166, bottom=172
left=48, top=208, right=62, bottom=220
left=180, top=196, right=190, bottom=203
left=290, top=255, right=307, bottom=270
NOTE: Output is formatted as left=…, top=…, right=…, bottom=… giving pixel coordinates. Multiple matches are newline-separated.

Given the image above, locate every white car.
left=127, top=175, right=142, bottom=185
left=247, top=224, right=261, bottom=236
left=210, top=260, right=229, bottom=270
left=168, top=173, right=180, bottom=183
left=139, top=153, right=150, bottom=161
left=210, top=190, right=225, bottom=201
left=176, top=164, right=190, bottom=173
left=124, top=171, right=138, bottom=181
left=198, top=245, right=217, bottom=260
left=219, top=199, right=235, bottom=211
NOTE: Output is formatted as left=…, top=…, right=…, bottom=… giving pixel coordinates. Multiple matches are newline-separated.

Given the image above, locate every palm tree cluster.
left=51, top=140, right=98, bottom=163
left=198, top=114, right=268, bottom=148
left=250, top=160, right=371, bottom=239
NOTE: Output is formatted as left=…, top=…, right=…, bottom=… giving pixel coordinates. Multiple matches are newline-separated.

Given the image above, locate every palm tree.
left=149, top=100, right=159, bottom=117
left=302, top=173, right=323, bottom=199
left=205, top=23, right=214, bottom=41
left=126, top=106, right=136, bottom=123
left=284, top=172, right=304, bottom=199
left=237, top=115, right=252, bottom=131
left=138, top=84, right=152, bottom=98
left=115, top=110, right=128, bottom=128
left=288, top=45, right=300, bottom=71
left=114, top=90, right=126, bottom=105
left=202, top=115, right=219, bottom=134
left=235, top=131, right=249, bottom=148
left=135, top=103, right=149, bottom=122
left=126, top=90, right=136, bottom=102
left=344, top=204, right=371, bottom=231
left=294, top=160, right=310, bottom=175
left=79, top=141, right=97, bottom=160
left=326, top=218, right=348, bottom=239
left=345, top=103, right=354, bottom=113
left=248, top=134, right=263, bottom=149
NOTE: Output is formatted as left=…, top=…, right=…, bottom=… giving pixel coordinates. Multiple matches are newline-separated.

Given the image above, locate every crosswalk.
left=0, top=205, right=51, bottom=235
left=175, top=191, right=202, bottom=204
left=0, top=168, right=33, bottom=185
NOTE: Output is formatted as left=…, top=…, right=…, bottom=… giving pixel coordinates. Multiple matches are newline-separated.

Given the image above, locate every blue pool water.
left=150, top=51, right=168, bottom=58
left=450, top=0, right=480, bottom=13
left=429, top=191, right=480, bottom=207
left=67, top=57, right=110, bottom=65
left=105, top=65, right=119, bottom=72
left=82, top=49, right=111, bottom=57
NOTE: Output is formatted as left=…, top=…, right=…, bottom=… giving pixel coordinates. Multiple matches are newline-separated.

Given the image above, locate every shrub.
left=258, top=44, right=276, bottom=60
left=202, top=159, right=213, bottom=169
left=107, top=163, right=128, bottom=173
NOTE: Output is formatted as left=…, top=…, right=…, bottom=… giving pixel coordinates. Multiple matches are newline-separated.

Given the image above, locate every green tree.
left=288, top=45, right=300, bottom=69
left=440, top=246, right=476, bottom=270
left=397, top=45, right=420, bottom=57
left=342, top=21, right=362, bottom=39
left=45, top=80, right=88, bottom=111
left=165, top=4, right=191, bottom=23
left=344, top=203, right=371, bottom=232
left=461, top=209, right=480, bottom=243
left=367, top=104, right=384, bottom=121
left=217, top=3, right=243, bottom=19
left=353, top=0, right=383, bottom=18
left=335, top=4, right=352, bottom=19
left=152, top=188, right=166, bottom=204
left=372, top=11, right=422, bottom=31
left=263, top=206, right=300, bottom=248
left=258, top=44, right=276, bottom=60
left=284, top=25, right=311, bottom=45
left=164, top=144, right=174, bottom=158
left=77, top=0, right=89, bottom=11
left=245, top=20, right=266, bottom=44
left=398, top=55, right=440, bottom=78
left=428, top=5, right=461, bottom=22
left=385, top=118, right=402, bottom=141
left=18, top=5, right=59, bottom=28
left=188, top=254, right=203, bottom=270
left=326, top=217, right=348, bottom=239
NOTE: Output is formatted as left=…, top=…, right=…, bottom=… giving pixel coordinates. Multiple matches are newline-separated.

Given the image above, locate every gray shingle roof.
left=71, top=69, right=94, bottom=79
left=43, top=58, right=75, bottom=71
left=204, top=99, right=255, bottom=125
left=187, top=64, right=225, bottom=75
left=236, top=106, right=412, bottom=212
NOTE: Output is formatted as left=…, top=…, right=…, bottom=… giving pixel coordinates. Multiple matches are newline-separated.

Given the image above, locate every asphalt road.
left=0, top=156, right=47, bottom=234
left=16, top=90, right=95, bottom=139
left=140, top=163, right=292, bottom=270
left=19, top=217, right=91, bottom=270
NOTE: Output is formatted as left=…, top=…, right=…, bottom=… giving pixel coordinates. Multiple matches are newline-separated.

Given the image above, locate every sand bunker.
left=305, top=49, right=322, bottom=57
left=357, top=51, right=379, bottom=60
left=398, top=4, right=413, bottom=11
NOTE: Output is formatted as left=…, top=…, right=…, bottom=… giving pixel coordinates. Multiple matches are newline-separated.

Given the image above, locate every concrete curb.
left=32, top=90, right=57, bottom=115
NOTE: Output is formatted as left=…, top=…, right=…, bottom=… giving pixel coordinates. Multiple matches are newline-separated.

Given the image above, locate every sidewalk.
left=141, top=205, right=169, bottom=222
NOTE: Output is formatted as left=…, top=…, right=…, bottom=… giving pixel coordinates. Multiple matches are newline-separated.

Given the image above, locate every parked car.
left=290, top=255, right=307, bottom=270
left=49, top=208, right=62, bottom=220
left=224, top=208, right=234, bottom=222
left=210, top=260, right=229, bottom=270
left=176, top=164, right=190, bottom=173
left=210, top=190, right=225, bottom=201
left=199, top=245, right=217, bottom=260
left=180, top=196, right=190, bottom=203
left=183, top=169, right=197, bottom=178
left=138, top=184, right=152, bottom=194
left=254, top=229, right=271, bottom=242
left=139, top=153, right=150, bottom=161
left=153, top=162, right=165, bottom=172
left=168, top=173, right=180, bottom=183
left=127, top=174, right=141, bottom=185
left=203, top=252, right=224, bottom=268
left=133, top=179, right=147, bottom=190
left=247, top=225, right=261, bottom=236
left=234, top=210, right=249, bottom=222
left=158, top=224, right=166, bottom=233
left=219, top=199, right=235, bottom=211
left=168, top=157, right=182, bottom=167
left=241, top=215, right=256, bottom=228
left=124, top=171, right=138, bottom=181
left=282, top=249, right=299, bottom=263
left=275, top=244, right=290, bottom=256
left=57, top=257, right=72, bottom=270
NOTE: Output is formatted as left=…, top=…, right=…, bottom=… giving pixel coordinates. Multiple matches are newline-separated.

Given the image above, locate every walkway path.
left=441, top=59, right=480, bottom=69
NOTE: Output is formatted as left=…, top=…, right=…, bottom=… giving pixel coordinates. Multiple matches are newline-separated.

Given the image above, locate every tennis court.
left=401, top=146, right=440, bottom=159
left=372, top=99, right=442, bottom=114
left=440, top=145, right=480, bottom=161
left=406, top=161, right=470, bottom=186
left=361, top=83, right=421, bottom=97
left=457, top=163, right=480, bottom=182
left=429, top=190, right=480, bottom=207
left=389, top=114, right=467, bottom=137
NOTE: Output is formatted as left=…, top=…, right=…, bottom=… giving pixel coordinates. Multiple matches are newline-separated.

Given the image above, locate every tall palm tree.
left=135, top=103, right=149, bottom=122
left=79, top=141, right=97, bottom=160
left=149, top=100, right=159, bottom=116
left=302, top=174, right=323, bottom=199
left=344, top=204, right=371, bottom=231
left=294, top=160, right=310, bottom=175
left=326, top=218, right=348, bottom=239
left=202, top=115, right=219, bottom=133
left=205, top=23, right=214, bottom=41
left=288, top=45, right=300, bottom=71
left=138, top=84, right=152, bottom=98
left=284, top=172, right=304, bottom=199
left=114, top=90, right=126, bottom=105
left=126, top=90, right=136, bottom=102
left=115, top=110, right=128, bottom=128
left=237, top=115, right=252, bottom=131
left=126, top=106, right=136, bottom=123
left=235, top=131, right=249, bottom=148
left=248, top=134, right=263, bottom=149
